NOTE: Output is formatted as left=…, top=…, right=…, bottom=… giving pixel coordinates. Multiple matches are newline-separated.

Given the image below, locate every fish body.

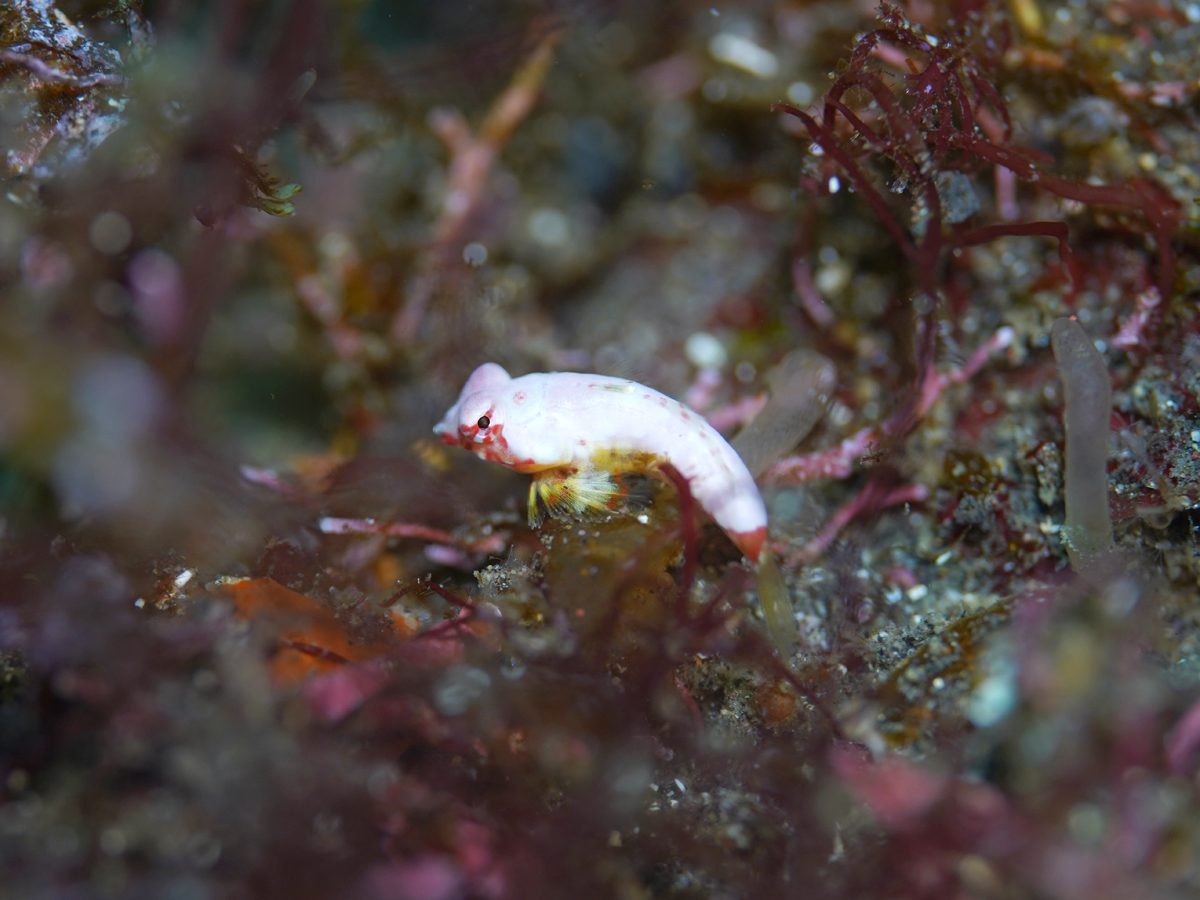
left=434, top=363, right=768, bottom=559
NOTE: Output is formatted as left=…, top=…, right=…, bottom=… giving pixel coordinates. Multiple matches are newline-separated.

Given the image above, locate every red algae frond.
left=773, top=1, right=1181, bottom=308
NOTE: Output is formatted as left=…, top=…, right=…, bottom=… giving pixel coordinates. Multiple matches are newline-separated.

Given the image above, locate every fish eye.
left=477, top=415, right=491, bottom=429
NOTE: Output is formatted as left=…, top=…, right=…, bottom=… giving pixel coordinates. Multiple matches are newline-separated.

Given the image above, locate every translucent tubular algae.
left=1051, top=317, right=1114, bottom=570
left=731, top=350, right=835, bottom=479
left=730, top=351, right=834, bottom=662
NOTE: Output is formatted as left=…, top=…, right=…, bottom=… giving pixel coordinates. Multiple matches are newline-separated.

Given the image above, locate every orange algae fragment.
left=220, top=578, right=415, bottom=686
left=756, top=680, right=799, bottom=725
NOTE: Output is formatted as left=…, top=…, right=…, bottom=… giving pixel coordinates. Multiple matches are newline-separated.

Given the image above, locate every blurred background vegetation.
left=3, top=0, right=1200, bottom=897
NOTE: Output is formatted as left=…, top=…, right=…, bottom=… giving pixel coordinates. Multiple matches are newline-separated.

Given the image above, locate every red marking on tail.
left=733, top=526, right=768, bottom=561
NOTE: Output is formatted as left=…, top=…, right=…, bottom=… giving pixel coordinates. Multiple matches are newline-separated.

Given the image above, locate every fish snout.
left=432, top=418, right=459, bottom=446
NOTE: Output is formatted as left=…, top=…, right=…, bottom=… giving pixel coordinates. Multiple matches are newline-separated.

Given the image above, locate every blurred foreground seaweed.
left=3, top=0, right=1200, bottom=898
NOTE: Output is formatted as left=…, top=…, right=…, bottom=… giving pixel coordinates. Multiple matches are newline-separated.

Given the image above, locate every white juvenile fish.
left=433, top=363, right=769, bottom=560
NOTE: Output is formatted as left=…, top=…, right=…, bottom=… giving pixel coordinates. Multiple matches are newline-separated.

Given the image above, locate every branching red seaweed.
left=774, top=0, right=1182, bottom=345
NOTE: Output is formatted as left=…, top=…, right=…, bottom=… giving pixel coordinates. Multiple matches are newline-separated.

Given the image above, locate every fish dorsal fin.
left=591, top=381, right=635, bottom=393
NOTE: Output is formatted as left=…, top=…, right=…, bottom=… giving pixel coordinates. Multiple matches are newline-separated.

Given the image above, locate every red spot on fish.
left=514, top=391, right=527, bottom=403
left=658, top=397, right=669, bottom=407
left=680, top=409, right=692, bottom=421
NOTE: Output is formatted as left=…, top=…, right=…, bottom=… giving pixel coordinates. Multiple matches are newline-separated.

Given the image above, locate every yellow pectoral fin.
left=528, top=467, right=628, bottom=527
left=528, top=480, right=545, bottom=528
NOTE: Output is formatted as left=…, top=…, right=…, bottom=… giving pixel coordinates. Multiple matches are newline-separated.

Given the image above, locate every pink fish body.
left=434, top=363, right=768, bottom=559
